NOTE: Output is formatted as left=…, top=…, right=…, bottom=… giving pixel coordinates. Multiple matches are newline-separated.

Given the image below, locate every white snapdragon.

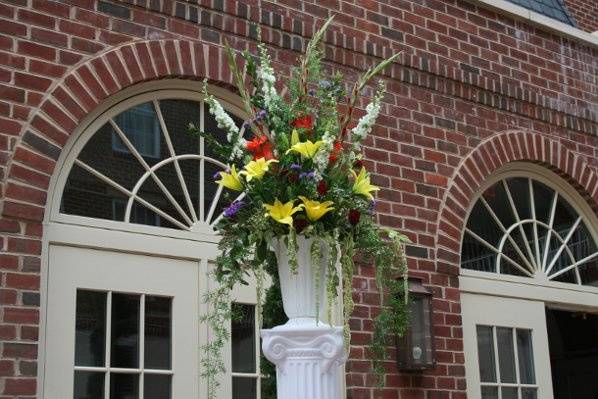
left=352, top=95, right=381, bottom=143
left=257, top=44, right=277, bottom=110
left=314, top=131, right=334, bottom=173
left=204, top=95, right=245, bottom=160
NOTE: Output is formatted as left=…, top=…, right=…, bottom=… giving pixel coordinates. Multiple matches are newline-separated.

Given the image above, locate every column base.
left=261, top=321, right=347, bottom=399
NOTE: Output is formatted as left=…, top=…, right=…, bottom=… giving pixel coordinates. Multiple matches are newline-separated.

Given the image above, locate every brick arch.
left=435, top=130, right=598, bottom=276
left=2, top=38, right=232, bottom=222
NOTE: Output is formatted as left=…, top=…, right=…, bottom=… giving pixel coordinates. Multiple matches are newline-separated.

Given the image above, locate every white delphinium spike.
left=257, top=43, right=278, bottom=110
left=351, top=81, right=386, bottom=146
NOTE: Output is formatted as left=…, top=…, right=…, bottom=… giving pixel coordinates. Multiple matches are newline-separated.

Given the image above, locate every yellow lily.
left=216, top=165, right=243, bottom=191
left=299, top=196, right=334, bottom=222
left=240, top=157, right=278, bottom=181
left=291, top=129, right=300, bottom=145
left=351, top=167, right=379, bottom=200
left=285, top=140, right=324, bottom=159
left=264, top=199, right=304, bottom=226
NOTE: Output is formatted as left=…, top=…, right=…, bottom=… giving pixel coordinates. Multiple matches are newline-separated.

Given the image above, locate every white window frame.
left=470, top=0, right=598, bottom=48
left=38, top=80, right=262, bottom=399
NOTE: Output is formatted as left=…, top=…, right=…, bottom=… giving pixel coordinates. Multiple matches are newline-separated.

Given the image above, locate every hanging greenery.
left=190, top=16, right=411, bottom=398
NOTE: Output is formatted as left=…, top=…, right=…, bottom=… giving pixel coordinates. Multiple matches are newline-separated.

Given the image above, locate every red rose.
left=328, top=154, right=338, bottom=164
left=292, top=114, right=313, bottom=129
left=348, top=209, right=361, bottom=225
left=317, top=180, right=328, bottom=196
left=293, top=218, right=308, bottom=233
left=246, top=135, right=274, bottom=160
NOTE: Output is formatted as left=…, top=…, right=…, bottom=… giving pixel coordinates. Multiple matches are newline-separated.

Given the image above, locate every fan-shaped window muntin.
left=461, top=175, right=598, bottom=286
left=56, top=89, right=246, bottom=235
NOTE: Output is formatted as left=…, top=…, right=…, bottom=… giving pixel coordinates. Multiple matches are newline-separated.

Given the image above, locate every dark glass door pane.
left=110, top=373, right=138, bottom=399
left=231, top=304, right=256, bottom=373
left=74, top=370, right=104, bottom=399
left=232, top=377, right=256, bottom=399
left=111, top=294, right=140, bottom=368
left=144, top=374, right=171, bottom=399
left=496, top=327, right=516, bottom=383
left=476, top=326, right=497, bottom=383
left=145, top=296, right=172, bottom=370
left=516, top=329, right=536, bottom=384
left=75, top=290, right=107, bottom=367
left=501, top=387, right=518, bottom=399
left=481, top=386, right=498, bottom=399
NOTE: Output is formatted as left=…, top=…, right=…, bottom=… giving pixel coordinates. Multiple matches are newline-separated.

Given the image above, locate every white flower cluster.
left=352, top=94, right=382, bottom=144
left=205, top=95, right=246, bottom=160
left=257, top=44, right=277, bottom=110
left=314, top=131, right=334, bottom=173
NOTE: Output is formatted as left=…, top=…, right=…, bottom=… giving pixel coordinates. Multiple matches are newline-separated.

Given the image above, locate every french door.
left=43, top=244, right=200, bottom=398
left=462, top=293, right=554, bottom=399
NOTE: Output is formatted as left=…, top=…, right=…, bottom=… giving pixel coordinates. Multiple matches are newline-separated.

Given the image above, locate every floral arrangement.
left=192, top=17, right=410, bottom=397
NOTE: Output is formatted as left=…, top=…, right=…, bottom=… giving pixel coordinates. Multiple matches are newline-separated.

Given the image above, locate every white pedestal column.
left=261, top=321, right=346, bottom=399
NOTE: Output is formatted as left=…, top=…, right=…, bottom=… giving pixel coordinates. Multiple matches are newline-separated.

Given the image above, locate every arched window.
left=56, top=90, right=245, bottom=235
left=461, top=174, right=598, bottom=286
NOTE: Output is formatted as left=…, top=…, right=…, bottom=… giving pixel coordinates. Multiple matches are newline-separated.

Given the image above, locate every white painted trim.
left=471, top=0, right=598, bottom=48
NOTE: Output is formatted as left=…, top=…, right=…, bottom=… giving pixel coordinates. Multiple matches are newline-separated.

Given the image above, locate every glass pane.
left=506, top=177, right=532, bottom=220
left=113, top=102, right=161, bottom=158
left=476, top=325, right=497, bottom=383
left=61, top=162, right=130, bottom=221
left=481, top=386, right=498, bottom=399
left=517, top=329, right=536, bottom=384
left=231, top=304, right=256, bottom=373
left=74, top=370, right=104, bottom=399
left=145, top=296, right=172, bottom=370
left=483, top=181, right=516, bottom=228
left=496, top=327, right=516, bottom=383
left=532, top=180, right=554, bottom=224
left=75, top=290, right=106, bottom=367
left=502, top=387, right=518, bottom=399
left=462, top=231, right=497, bottom=272
left=522, top=388, right=537, bottom=399
left=144, top=374, right=171, bottom=399
left=233, top=377, right=257, bottom=399
left=110, top=373, right=138, bottom=399
left=111, top=294, right=140, bottom=368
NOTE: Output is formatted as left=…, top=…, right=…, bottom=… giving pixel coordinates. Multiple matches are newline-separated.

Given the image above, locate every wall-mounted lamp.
left=396, top=278, right=436, bottom=371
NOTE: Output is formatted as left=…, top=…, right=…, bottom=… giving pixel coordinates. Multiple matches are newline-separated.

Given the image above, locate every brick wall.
left=565, top=0, right=598, bottom=32
left=0, top=1, right=597, bottom=398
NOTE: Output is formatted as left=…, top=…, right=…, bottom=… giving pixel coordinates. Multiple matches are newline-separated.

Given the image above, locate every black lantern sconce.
left=396, top=278, right=436, bottom=371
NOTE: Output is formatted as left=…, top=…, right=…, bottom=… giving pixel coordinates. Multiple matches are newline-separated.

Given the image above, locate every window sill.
left=470, top=0, right=598, bottom=48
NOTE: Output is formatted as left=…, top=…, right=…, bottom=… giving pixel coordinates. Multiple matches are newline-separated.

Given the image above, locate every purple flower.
left=290, top=164, right=302, bottom=171
left=368, top=200, right=376, bottom=215
left=299, top=171, right=316, bottom=180
left=223, top=200, right=246, bottom=218
left=256, top=110, right=267, bottom=121
left=213, top=170, right=223, bottom=179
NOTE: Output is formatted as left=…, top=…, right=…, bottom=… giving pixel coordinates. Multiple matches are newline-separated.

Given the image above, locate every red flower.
left=354, top=159, right=364, bottom=169
left=348, top=209, right=361, bottom=226
left=246, top=135, right=274, bottom=160
left=293, top=218, right=308, bottom=233
left=317, top=180, right=328, bottom=196
left=292, top=114, right=313, bottom=129
left=328, top=140, right=343, bottom=165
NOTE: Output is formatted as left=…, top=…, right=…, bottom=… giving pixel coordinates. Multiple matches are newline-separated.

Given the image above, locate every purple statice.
left=223, top=200, right=245, bottom=217
left=299, top=171, right=316, bottom=180
left=290, top=163, right=302, bottom=171
left=255, top=109, right=267, bottom=122
left=367, top=200, right=376, bottom=215
left=213, top=170, right=223, bottom=179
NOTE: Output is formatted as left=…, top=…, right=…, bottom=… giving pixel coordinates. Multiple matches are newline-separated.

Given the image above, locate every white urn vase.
left=268, top=234, right=329, bottom=327
left=261, top=234, right=347, bottom=399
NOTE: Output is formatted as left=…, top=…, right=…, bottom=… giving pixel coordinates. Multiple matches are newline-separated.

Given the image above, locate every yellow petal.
left=299, top=196, right=335, bottom=222
left=216, top=165, right=243, bottom=191
left=264, top=199, right=303, bottom=226
left=291, top=129, right=299, bottom=145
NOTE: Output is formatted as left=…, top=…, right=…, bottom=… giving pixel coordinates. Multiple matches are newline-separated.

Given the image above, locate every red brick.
left=3, top=308, right=39, bottom=324
left=5, top=273, right=40, bottom=290
left=3, top=378, right=36, bottom=395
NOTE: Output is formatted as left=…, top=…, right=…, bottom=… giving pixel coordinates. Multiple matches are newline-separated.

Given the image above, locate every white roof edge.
left=471, top=0, right=598, bottom=48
